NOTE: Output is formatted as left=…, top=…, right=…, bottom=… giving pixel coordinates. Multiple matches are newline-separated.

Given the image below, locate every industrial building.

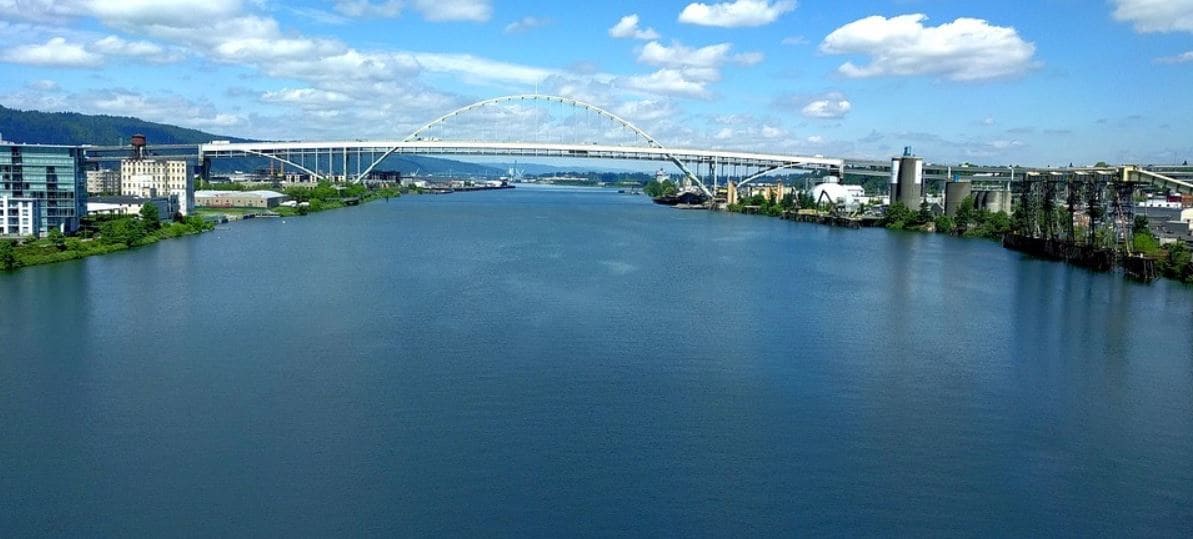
left=119, top=135, right=194, bottom=216
left=0, top=141, right=88, bottom=237
left=87, top=196, right=173, bottom=221
left=811, top=177, right=866, bottom=209
left=86, top=168, right=121, bottom=195
left=890, top=148, right=924, bottom=208
left=195, top=190, right=289, bottom=209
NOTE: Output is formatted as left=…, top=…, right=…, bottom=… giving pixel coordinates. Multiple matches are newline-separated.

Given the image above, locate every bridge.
left=182, top=94, right=839, bottom=198
left=81, top=93, right=1193, bottom=197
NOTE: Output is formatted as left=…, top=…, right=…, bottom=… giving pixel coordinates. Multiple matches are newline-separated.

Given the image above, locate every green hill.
left=0, top=105, right=244, bottom=146
left=0, top=105, right=501, bottom=176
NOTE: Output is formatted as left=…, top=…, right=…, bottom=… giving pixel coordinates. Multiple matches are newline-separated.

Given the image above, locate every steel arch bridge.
left=199, top=94, right=844, bottom=196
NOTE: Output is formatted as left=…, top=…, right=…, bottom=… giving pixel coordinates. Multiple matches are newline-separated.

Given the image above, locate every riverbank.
left=721, top=196, right=1193, bottom=284
left=1, top=215, right=214, bottom=271
left=0, top=187, right=405, bottom=273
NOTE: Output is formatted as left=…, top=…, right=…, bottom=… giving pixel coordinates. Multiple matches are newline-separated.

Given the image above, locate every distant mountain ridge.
left=0, top=105, right=245, bottom=146
left=0, top=105, right=502, bottom=175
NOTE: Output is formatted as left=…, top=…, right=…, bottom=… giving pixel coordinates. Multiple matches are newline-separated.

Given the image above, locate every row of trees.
left=643, top=179, right=678, bottom=198
left=0, top=204, right=214, bottom=271
left=878, top=196, right=1011, bottom=240
left=727, top=191, right=818, bottom=216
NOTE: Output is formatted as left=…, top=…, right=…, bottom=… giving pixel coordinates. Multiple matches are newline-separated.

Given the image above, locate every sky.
left=0, top=0, right=1191, bottom=166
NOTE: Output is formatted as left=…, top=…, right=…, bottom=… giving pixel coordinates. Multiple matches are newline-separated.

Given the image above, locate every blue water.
left=2, top=186, right=1192, bottom=535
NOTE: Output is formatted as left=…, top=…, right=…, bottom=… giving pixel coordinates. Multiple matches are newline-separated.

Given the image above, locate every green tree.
left=1161, top=242, right=1193, bottom=282
left=139, top=203, right=161, bottom=230
left=0, top=240, right=20, bottom=271
left=882, top=202, right=915, bottom=229
left=916, top=202, right=934, bottom=226
left=1132, top=232, right=1161, bottom=254
left=99, top=217, right=146, bottom=246
left=644, top=180, right=678, bottom=198
left=48, top=228, right=67, bottom=251
left=955, top=194, right=976, bottom=230
left=987, top=211, right=1012, bottom=237
left=934, top=214, right=956, bottom=234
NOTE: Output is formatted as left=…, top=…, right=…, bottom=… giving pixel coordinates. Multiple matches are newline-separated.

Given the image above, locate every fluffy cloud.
left=638, top=41, right=762, bottom=69
left=1157, top=50, right=1193, bottom=63
left=820, top=14, right=1037, bottom=81
left=90, top=35, right=183, bottom=62
left=414, top=52, right=557, bottom=86
left=609, top=14, right=660, bottom=40
left=622, top=69, right=712, bottom=99
left=333, top=0, right=403, bottom=17
left=332, top=0, right=490, bottom=21
left=625, top=41, right=762, bottom=99
left=505, top=16, right=549, bottom=34
left=800, top=93, right=852, bottom=119
left=1, top=37, right=101, bottom=67
left=678, top=0, right=796, bottom=28
left=412, top=0, right=491, bottom=22
left=1111, top=0, right=1193, bottom=33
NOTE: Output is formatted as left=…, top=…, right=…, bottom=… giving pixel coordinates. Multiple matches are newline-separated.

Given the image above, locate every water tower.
left=130, top=134, right=147, bottom=160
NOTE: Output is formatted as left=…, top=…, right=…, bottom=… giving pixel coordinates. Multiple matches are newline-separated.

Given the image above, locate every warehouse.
left=195, top=190, right=290, bottom=209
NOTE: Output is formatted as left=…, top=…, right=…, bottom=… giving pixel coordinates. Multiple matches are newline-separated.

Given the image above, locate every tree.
left=916, top=202, right=934, bottom=226
left=99, top=217, right=146, bottom=246
left=1095, top=161, right=1110, bottom=168
left=48, top=228, right=66, bottom=251
left=882, top=202, right=914, bottom=229
left=139, top=203, right=161, bottom=230
left=0, top=240, right=19, bottom=271
left=934, top=214, right=956, bottom=234
left=955, top=194, right=976, bottom=230
left=1133, top=214, right=1151, bottom=236
left=987, top=211, right=1012, bottom=237
left=644, top=180, right=678, bottom=198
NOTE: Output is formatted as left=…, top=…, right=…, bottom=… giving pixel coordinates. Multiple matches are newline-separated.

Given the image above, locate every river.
left=2, top=185, right=1191, bottom=535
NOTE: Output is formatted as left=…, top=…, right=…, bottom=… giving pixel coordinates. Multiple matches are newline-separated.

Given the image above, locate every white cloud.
left=623, top=69, right=712, bottom=99
left=332, top=0, right=490, bottom=21
left=74, top=88, right=247, bottom=130
left=261, top=88, right=352, bottom=105
left=411, top=0, right=490, bottom=22
left=414, top=52, right=556, bottom=86
left=820, top=14, right=1037, bottom=81
left=1157, top=50, right=1193, bottom=63
left=638, top=41, right=762, bottom=69
left=626, top=41, right=762, bottom=99
left=1, top=36, right=101, bottom=67
left=333, top=0, right=403, bottom=17
left=1111, top=0, right=1193, bottom=33
left=609, top=14, right=660, bottom=40
left=780, top=35, right=807, bottom=46
left=800, top=93, right=851, bottom=119
left=90, top=35, right=183, bottom=62
left=84, top=0, right=247, bottom=27
left=505, top=16, right=549, bottom=34
left=27, top=79, right=59, bottom=91
left=678, top=0, right=796, bottom=28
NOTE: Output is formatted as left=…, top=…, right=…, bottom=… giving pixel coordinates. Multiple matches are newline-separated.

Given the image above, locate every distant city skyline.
left=1, top=0, right=1191, bottom=166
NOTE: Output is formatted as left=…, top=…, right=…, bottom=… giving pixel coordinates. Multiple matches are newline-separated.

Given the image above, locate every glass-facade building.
left=0, top=143, right=87, bottom=236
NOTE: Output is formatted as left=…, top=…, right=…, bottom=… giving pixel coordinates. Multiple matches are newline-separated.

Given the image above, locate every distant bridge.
left=80, top=93, right=1193, bottom=196
left=86, top=94, right=844, bottom=198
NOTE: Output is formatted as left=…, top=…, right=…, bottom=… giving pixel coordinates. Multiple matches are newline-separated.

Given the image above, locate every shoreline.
left=0, top=190, right=403, bottom=273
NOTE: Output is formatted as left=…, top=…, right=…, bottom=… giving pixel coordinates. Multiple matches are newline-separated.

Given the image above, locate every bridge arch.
left=355, top=94, right=711, bottom=196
